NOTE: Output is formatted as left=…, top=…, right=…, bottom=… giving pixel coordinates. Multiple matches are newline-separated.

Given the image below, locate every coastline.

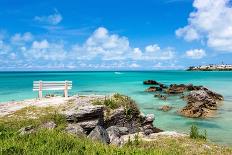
left=1, top=94, right=231, bottom=154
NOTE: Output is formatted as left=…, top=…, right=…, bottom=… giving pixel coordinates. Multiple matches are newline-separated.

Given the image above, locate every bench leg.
left=64, top=89, right=68, bottom=98
left=39, top=90, right=42, bottom=99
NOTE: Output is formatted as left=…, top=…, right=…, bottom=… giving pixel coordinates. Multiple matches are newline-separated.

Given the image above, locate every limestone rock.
left=88, top=126, right=110, bottom=144
left=65, top=124, right=85, bottom=137
left=179, top=90, right=223, bottom=118
left=18, top=125, right=35, bottom=135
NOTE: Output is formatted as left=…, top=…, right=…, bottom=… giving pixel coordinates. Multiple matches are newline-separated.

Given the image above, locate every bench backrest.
left=33, top=81, right=72, bottom=91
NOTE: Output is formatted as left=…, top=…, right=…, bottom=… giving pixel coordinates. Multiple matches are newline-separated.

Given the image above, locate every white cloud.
left=131, top=46, right=175, bottom=60
left=0, top=27, right=177, bottom=70
left=11, top=32, right=33, bottom=44
left=32, top=40, right=49, bottom=49
left=176, top=0, right=232, bottom=52
left=0, top=40, right=10, bottom=54
left=185, top=49, right=206, bottom=59
left=145, top=44, right=160, bottom=52
left=84, top=27, right=130, bottom=60
left=23, top=40, right=66, bottom=61
left=34, top=10, right=62, bottom=25
left=129, top=63, right=140, bottom=68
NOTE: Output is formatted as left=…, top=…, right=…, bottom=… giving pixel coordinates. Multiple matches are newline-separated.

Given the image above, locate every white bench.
left=33, top=81, right=72, bottom=98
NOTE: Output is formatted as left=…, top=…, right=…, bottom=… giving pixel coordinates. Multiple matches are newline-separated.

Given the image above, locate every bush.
left=190, top=124, right=207, bottom=140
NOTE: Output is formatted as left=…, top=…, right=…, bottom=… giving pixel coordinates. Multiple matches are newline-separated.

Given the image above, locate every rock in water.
left=143, top=80, right=159, bottom=85
left=179, top=90, right=223, bottom=118
left=88, top=126, right=110, bottom=144
left=145, top=86, right=162, bottom=92
left=158, top=105, right=172, bottom=112
left=65, top=124, right=85, bottom=137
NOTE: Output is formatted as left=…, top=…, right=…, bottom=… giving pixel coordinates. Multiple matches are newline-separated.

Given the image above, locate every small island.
left=187, top=64, right=232, bottom=71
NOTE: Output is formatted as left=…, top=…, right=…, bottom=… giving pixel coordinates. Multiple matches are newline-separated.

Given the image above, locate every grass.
left=92, top=93, right=140, bottom=119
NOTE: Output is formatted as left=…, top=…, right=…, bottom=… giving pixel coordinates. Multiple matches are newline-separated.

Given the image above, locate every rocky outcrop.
left=179, top=90, right=223, bottom=118
left=158, top=105, right=172, bottom=112
left=87, top=125, right=110, bottom=144
left=64, top=105, right=104, bottom=133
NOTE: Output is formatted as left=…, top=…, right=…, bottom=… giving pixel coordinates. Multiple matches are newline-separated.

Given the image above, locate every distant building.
left=187, top=64, right=232, bottom=71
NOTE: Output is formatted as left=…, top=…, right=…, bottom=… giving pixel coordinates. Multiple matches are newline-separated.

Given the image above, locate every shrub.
left=190, top=124, right=207, bottom=140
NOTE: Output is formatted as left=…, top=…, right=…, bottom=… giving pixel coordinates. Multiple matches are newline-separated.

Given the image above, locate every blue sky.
left=0, top=0, right=231, bottom=70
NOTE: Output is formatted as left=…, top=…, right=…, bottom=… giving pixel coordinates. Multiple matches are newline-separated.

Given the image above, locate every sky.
left=0, top=0, right=232, bottom=71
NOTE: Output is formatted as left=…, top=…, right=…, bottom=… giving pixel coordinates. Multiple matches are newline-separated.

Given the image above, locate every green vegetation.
left=190, top=124, right=207, bottom=140
left=92, top=93, right=140, bottom=118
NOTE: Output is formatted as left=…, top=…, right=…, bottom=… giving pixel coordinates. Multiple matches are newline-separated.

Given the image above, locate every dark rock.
left=65, top=124, right=85, bottom=137
left=88, top=126, right=110, bottom=144
left=77, top=119, right=103, bottom=133
left=154, top=94, right=167, bottom=100
left=143, top=80, right=159, bottom=85
left=179, top=90, right=223, bottom=118
left=18, top=125, right=35, bottom=135
left=158, top=105, right=172, bottom=112
left=104, top=108, right=143, bottom=133
left=39, top=121, right=56, bottom=129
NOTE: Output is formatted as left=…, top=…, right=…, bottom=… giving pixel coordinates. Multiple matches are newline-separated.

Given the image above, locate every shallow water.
left=0, top=71, right=232, bottom=145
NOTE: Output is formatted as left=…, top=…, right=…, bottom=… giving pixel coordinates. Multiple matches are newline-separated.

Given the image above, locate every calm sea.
left=0, top=71, right=232, bottom=145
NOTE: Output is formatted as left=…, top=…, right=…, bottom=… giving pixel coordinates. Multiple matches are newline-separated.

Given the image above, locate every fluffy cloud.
left=0, top=40, right=10, bottom=54
left=185, top=49, right=206, bottom=59
left=34, top=10, right=62, bottom=25
left=176, top=0, right=232, bottom=52
left=0, top=27, right=176, bottom=70
left=145, top=44, right=160, bottom=52
left=11, top=32, right=33, bottom=44
left=23, top=40, right=66, bottom=61
left=131, top=45, right=175, bottom=60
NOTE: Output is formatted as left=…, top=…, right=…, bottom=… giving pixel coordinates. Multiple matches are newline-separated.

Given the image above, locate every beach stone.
left=18, top=125, right=35, bottom=135
left=166, top=84, right=187, bottom=94
left=40, top=121, right=57, bottom=129
left=158, top=105, right=172, bottom=112
left=65, top=124, right=85, bottom=137
left=88, top=125, right=110, bottom=144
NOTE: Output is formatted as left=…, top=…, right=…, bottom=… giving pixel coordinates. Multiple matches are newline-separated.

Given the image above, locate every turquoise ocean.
left=0, top=71, right=232, bottom=145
